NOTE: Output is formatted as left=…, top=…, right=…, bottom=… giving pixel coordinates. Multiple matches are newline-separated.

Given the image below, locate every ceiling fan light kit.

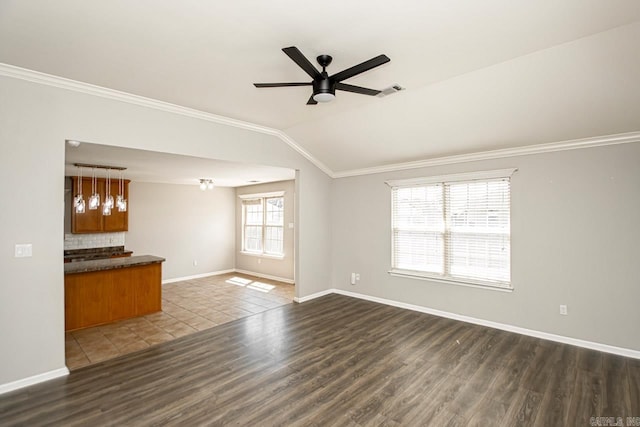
left=254, top=46, right=391, bottom=105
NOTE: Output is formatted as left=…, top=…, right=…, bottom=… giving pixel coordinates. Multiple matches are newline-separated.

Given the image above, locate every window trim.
left=387, top=168, right=516, bottom=291
left=239, top=191, right=285, bottom=200
left=239, top=191, right=285, bottom=257
left=385, top=168, right=517, bottom=187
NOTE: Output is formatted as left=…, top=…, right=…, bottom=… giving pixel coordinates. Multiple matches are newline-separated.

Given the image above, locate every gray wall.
left=126, top=182, right=235, bottom=281
left=331, top=142, right=640, bottom=351
left=235, top=180, right=295, bottom=281
left=0, top=74, right=332, bottom=387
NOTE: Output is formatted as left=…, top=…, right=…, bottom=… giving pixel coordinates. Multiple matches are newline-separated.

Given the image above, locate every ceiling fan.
left=254, top=46, right=390, bottom=104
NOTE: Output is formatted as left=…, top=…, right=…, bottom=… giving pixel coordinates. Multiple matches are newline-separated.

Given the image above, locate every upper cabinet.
left=104, top=179, right=129, bottom=232
left=71, top=177, right=130, bottom=233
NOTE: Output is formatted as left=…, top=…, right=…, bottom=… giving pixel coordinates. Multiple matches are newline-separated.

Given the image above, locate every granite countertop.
left=64, top=246, right=133, bottom=262
left=64, top=255, right=165, bottom=275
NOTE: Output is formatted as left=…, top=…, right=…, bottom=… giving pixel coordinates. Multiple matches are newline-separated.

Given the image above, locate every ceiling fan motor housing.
left=313, top=77, right=335, bottom=98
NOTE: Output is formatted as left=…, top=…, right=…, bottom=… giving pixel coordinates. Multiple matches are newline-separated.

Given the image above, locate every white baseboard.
left=295, top=288, right=640, bottom=359
left=234, top=269, right=295, bottom=285
left=162, top=269, right=294, bottom=285
left=293, top=288, right=334, bottom=303
left=0, top=367, right=69, bottom=395
left=162, top=269, right=235, bottom=284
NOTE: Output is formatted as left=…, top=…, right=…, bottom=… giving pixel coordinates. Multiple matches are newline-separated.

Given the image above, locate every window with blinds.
left=389, top=169, right=514, bottom=289
left=242, top=195, right=284, bottom=256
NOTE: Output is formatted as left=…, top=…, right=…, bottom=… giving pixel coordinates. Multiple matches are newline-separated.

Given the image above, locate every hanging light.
left=73, top=166, right=85, bottom=214
left=103, top=169, right=113, bottom=216
left=88, top=168, right=100, bottom=210
left=73, top=163, right=127, bottom=215
left=116, top=169, right=127, bottom=212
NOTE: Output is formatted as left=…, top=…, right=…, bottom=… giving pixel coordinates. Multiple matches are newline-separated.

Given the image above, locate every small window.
left=241, top=194, right=284, bottom=257
left=388, top=169, right=515, bottom=290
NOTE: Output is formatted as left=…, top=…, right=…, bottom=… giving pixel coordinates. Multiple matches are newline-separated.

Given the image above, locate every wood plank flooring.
left=1, top=294, right=638, bottom=426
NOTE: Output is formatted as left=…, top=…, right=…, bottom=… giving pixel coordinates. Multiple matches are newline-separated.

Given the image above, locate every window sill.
left=240, top=251, right=284, bottom=260
left=388, top=269, right=513, bottom=293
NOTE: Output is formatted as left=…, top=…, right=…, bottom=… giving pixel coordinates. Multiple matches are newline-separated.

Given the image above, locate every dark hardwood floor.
left=1, top=294, right=638, bottom=426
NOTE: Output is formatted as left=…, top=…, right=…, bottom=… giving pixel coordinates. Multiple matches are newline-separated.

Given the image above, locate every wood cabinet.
left=70, top=177, right=129, bottom=233
left=64, top=263, right=162, bottom=331
left=104, top=178, right=129, bottom=232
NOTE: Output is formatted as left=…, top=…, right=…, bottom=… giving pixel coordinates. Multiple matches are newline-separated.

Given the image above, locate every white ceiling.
left=1, top=1, right=640, bottom=174
left=64, top=142, right=295, bottom=187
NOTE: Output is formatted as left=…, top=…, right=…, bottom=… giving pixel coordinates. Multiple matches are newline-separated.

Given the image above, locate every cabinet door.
left=71, top=177, right=104, bottom=233
left=109, top=268, right=136, bottom=322
left=65, top=271, right=112, bottom=331
left=103, top=180, right=129, bottom=232
left=132, top=264, right=162, bottom=315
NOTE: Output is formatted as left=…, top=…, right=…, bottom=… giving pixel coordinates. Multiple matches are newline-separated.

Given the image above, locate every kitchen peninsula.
left=64, top=255, right=165, bottom=331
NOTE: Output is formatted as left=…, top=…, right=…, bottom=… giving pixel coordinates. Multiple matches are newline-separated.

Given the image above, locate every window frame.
left=387, top=169, right=516, bottom=292
left=240, top=191, right=285, bottom=258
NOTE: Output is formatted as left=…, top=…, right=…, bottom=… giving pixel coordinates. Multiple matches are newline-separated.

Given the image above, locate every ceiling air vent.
left=377, top=84, right=405, bottom=97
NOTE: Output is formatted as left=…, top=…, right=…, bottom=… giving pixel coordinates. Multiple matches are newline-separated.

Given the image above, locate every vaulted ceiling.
left=1, top=1, right=639, bottom=174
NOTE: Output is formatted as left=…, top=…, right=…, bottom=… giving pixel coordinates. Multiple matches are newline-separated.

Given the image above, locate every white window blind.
left=390, top=170, right=513, bottom=289
left=243, top=199, right=263, bottom=253
left=242, top=196, right=284, bottom=256
left=264, top=197, right=284, bottom=255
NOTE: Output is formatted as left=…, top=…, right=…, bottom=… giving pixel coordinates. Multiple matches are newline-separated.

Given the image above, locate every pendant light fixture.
left=116, top=169, right=127, bottom=212
left=73, top=163, right=127, bottom=216
left=73, top=166, right=85, bottom=214
left=102, top=168, right=113, bottom=216
left=88, top=168, right=100, bottom=210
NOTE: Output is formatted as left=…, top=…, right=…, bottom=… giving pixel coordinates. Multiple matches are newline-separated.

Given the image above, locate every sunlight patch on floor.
left=247, top=281, right=276, bottom=293
left=226, top=276, right=252, bottom=286
left=226, top=277, right=275, bottom=293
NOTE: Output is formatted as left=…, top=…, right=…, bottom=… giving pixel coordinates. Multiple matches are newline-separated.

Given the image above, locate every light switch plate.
left=15, top=243, right=33, bottom=258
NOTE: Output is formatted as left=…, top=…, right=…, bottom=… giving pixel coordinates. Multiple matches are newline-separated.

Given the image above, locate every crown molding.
left=332, top=131, right=640, bottom=178
left=0, top=62, right=333, bottom=177
left=2, top=63, right=638, bottom=180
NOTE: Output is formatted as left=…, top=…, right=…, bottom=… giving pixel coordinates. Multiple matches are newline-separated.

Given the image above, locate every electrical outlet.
left=559, top=305, right=568, bottom=315
left=193, top=260, right=198, bottom=266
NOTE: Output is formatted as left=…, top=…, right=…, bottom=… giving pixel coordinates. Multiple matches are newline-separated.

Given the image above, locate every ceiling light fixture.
left=116, top=170, right=127, bottom=212
left=199, top=179, right=214, bottom=191
left=88, top=167, right=100, bottom=210
left=73, top=166, right=85, bottom=214
left=102, top=168, right=113, bottom=216
left=312, top=92, right=335, bottom=103
left=73, top=163, right=127, bottom=215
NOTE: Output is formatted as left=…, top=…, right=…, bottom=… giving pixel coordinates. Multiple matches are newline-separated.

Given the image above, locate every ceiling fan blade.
left=330, top=54, right=390, bottom=83
left=306, top=95, right=318, bottom=105
left=335, top=82, right=380, bottom=96
left=282, top=47, right=322, bottom=80
left=254, top=82, right=312, bottom=88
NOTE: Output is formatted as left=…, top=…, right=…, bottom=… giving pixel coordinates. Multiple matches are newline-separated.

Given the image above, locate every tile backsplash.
left=64, top=232, right=126, bottom=250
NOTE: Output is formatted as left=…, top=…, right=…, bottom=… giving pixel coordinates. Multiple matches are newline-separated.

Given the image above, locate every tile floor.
left=65, top=272, right=295, bottom=370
